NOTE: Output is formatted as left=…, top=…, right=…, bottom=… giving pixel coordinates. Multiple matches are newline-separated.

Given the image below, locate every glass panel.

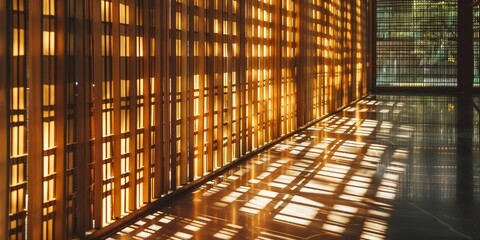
left=376, top=0, right=457, bottom=87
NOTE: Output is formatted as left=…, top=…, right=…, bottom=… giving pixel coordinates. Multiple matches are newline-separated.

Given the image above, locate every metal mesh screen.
left=475, top=4, right=480, bottom=86
left=376, top=0, right=457, bottom=87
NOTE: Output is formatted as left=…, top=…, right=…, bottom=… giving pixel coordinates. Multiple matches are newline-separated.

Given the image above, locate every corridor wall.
left=0, top=0, right=371, bottom=239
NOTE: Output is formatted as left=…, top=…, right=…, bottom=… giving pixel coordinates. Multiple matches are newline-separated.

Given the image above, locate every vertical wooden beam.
left=187, top=0, right=195, bottom=181
left=237, top=0, right=245, bottom=158
left=458, top=0, right=474, bottom=95
left=351, top=0, right=357, bottom=100
left=246, top=0, right=253, bottom=152
left=143, top=0, right=152, bottom=203
left=206, top=0, right=214, bottom=172
left=198, top=0, right=206, bottom=176
left=128, top=0, right=137, bottom=210
left=258, top=0, right=264, bottom=146
left=75, top=0, right=88, bottom=235
left=55, top=0, right=67, bottom=238
left=274, top=0, right=282, bottom=140
left=0, top=0, right=10, bottom=238
left=92, top=0, right=104, bottom=229
left=180, top=0, right=188, bottom=185
left=170, top=0, right=178, bottom=189
left=216, top=0, right=224, bottom=168
left=153, top=0, right=163, bottom=198
left=252, top=0, right=259, bottom=149
left=27, top=0, right=43, bottom=237
left=296, top=0, right=305, bottom=127
left=240, top=0, right=248, bottom=155
left=162, top=0, right=171, bottom=194
left=225, top=0, right=233, bottom=164
left=111, top=0, right=122, bottom=218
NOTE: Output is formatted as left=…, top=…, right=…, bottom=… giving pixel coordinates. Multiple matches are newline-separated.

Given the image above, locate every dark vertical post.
left=187, top=0, right=195, bottom=182
left=170, top=0, right=177, bottom=189
left=0, top=0, right=9, bottom=238
left=456, top=96, right=474, bottom=204
left=296, top=0, right=306, bottom=126
left=28, top=0, right=43, bottom=237
left=55, top=0, right=67, bottom=238
left=180, top=0, right=188, bottom=184
left=206, top=0, right=214, bottom=172
left=274, top=0, right=282, bottom=140
left=153, top=0, right=163, bottom=198
left=352, top=0, right=357, bottom=100
left=75, top=0, right=88, bottom=235
left=458, top=0, right=474, bottom=95
left=92, top=0, right=103, bottom=228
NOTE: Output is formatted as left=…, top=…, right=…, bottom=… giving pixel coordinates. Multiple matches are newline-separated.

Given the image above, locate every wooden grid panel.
left=245, top=0, right=276, bottom=150
left=0, top=0, right=372, bottom=238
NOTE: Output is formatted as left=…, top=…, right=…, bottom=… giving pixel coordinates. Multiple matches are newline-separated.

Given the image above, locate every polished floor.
left=109, top=95, right=480, bottom=240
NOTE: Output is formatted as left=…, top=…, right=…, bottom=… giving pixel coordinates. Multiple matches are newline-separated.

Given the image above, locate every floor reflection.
left=109, top=95, right=480, bottom=240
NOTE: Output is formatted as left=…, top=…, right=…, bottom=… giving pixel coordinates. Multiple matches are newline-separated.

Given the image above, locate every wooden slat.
left=187, top=0, right=195, bottom=181
left=297, top=0, right=305, bottom=126
left=274, top=0, right=282, bottom=140
left=92, top=0, right=104, bottom=229
left=236, top=0, right=244, bottom=158
left=143, top=0, right=152, bottom=203
left=162, top=0, right=171, bottom=194
left=352, top=0, right=357, bottom=100
left=206, top=0, right=214, bottom=172
left=55, top=0, right=67, bottom=238
left=216, top=0, right=224, bottom=168
left=0, top=0, right=9, bottom=238
left=112, top=0, right=122, bottom=218
left=128, top=0, right=137, bottom=210
left=27, top=0, right=43, bottom=237
left=225, top=0, right=233, bottom=163
left=252, top=0, right=259, bottom=149
left=246, top=0, right=253, bottom=152
left=170, top=0, right=177, bottom=189
left=180, top=0, right=188, bottom=185
left=258, top=0, right=265, bottom=145
left=239, top=0, right=247, bottom=156
left=75, top=0, right=89, bottom=235
left=198, top=0, right=206, bottom=176
left=153, top=0, right=163, bottom=198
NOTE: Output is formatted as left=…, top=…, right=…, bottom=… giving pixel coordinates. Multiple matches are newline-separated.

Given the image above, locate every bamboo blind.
left=0, top=0, right=371, bottom=238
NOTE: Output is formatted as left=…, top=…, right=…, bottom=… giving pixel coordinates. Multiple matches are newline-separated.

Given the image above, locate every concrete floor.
left=109, top=95, right=480, bottom=240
